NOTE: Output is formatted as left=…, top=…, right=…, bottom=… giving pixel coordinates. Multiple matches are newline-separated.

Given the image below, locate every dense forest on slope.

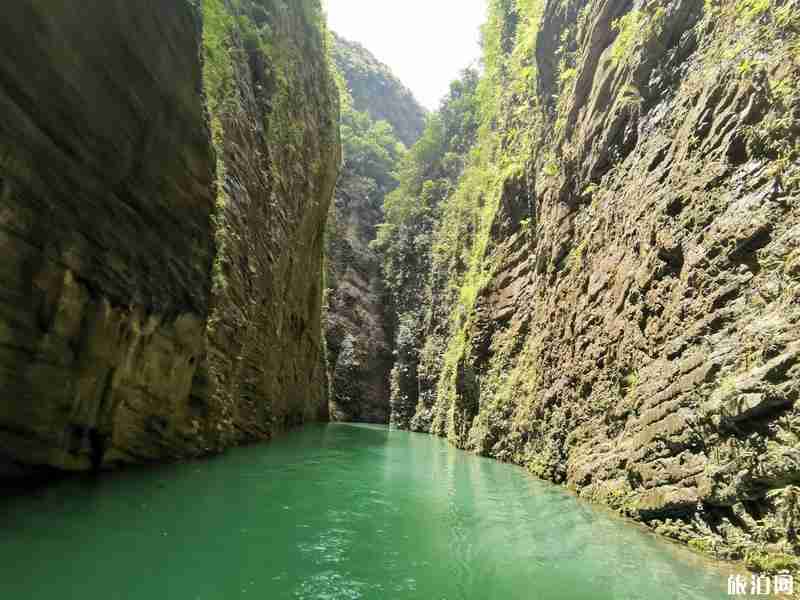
left=371, top=67, right=482, bottom=427
left=330, top=33, right=427, bottom=147
left=374, top=0, right=800, bottom=569
left=324, top=55, right=407, bottom=423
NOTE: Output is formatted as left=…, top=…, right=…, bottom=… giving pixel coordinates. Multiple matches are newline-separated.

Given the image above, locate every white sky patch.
left=323, top=0, right=487, bottom=111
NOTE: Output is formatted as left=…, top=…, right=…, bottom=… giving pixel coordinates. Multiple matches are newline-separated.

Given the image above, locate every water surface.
left=0, top=423, right=731, bottom=599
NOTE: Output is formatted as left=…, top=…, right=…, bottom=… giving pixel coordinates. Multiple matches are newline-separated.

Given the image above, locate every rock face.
left=331, top=33, right=426, bottom=148
left=325, top=177, right=394, bottom=424
left=324, top=41, right=424, bottom=423
left=382, top=0, right=800, bottom=566
left=0, top=0, right=339, bottom=477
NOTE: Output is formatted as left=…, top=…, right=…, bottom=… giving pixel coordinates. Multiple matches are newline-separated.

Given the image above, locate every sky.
left=323, top=0, right=487, bottom=111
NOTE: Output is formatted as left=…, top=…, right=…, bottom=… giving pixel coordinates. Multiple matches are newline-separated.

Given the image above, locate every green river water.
left=1, top=423, right=735, bottom=599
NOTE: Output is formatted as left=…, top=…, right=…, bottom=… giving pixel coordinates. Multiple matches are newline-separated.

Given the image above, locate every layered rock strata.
left=0, top=0, right=339, bottom=477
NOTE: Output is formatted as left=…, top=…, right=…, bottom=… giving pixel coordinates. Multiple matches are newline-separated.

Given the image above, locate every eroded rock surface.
left=386, top=0, right=800, bottom=566
left=0, top=0, right=339, bottom=476
left=324, top=38, right=424, bottom=423
left=325, top=182, right=394, bottom=423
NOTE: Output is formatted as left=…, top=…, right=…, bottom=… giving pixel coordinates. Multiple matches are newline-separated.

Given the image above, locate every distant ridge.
left=331, top=32, right=426, bottom=147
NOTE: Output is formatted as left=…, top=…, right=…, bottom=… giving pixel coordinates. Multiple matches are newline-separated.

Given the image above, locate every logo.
left=727, top=572, right=794, bottom=596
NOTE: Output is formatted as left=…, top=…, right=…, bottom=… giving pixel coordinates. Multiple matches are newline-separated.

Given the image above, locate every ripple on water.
left=0, top=423, right=731, bottom=600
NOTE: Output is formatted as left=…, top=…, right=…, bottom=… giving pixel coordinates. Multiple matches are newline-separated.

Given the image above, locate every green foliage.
left=376, top=0, right=550, bottom=440
left=203, top=0, right=236, bottom=122
left=202, top=0, right=237, bottom=292
left=202, top=0, right=332, bottom=292
left=619, top=370, right=640, bottom=398
left=372, top=68, right=482, bottom=311
left=340, top=108, right=403, bottom=198
left=738, top=58, right=756, bottom=76
left=330, top=32, right=426, bottom=147
left=542, top=161, right=559, bottom=177
left=744, top=550, right=800, bottom=573
left=202, top=0, right=324, bottom=159
left=439, top=69, right=482, bottom=156
left=687, top=538, right=716, bottom=555
left=566, top=238, right=588, bottom=273
left=705, top=0, right=800, bottom=190
left=610, top=10, right=644, bottom=65
left=330, top=52, right=353, bottom=114
left=735, top=0, right=771, bottom=21
left=559, top=67, right=577, bottom=83
left=610, top=7, right=667, bottom=66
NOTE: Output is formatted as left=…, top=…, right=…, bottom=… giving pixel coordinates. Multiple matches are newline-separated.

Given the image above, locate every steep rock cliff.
left=325, top=164, right=395, bottom=423
left=324, top=47, right=423, bottom=423
left=0, top=0, right=339, bottom=477
left=201, top=0, right=339, bottom=447
left=381, top=0, right=800, bottom=568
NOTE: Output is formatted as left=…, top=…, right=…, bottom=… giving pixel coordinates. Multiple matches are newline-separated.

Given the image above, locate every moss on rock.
left=0, top=0, right=340, bottom=476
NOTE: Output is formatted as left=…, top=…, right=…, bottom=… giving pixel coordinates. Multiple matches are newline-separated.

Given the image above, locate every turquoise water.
left=0, top=423, right=731, bottom=599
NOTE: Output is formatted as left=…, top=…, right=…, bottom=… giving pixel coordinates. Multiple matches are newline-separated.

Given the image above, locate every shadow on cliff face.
left=0, top=0, right=340, bottom=479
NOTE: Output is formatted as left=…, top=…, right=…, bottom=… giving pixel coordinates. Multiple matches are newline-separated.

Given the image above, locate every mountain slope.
left=331, top=32, right=426, bottom=147
left=324, top=40, right=427, bottom=423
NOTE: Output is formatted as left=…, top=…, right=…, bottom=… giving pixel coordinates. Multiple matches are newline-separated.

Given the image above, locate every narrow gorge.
left=323, top=33, right=425, bottom=423
left=0, top=0, right=799, bottom=597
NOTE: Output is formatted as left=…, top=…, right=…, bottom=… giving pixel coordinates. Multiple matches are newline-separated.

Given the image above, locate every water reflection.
left=0, top=423, right=730, bottom=600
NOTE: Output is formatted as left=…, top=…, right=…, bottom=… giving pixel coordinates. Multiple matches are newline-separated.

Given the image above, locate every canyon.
left=0, top=0, right=798, bottom=579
